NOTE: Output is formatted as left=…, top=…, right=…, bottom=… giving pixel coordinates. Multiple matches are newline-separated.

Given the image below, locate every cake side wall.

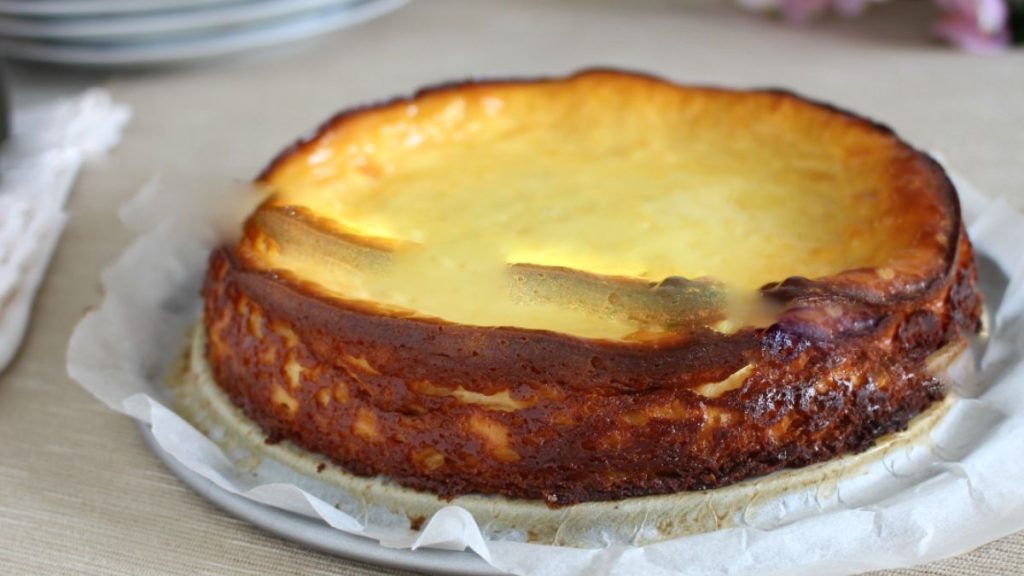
left=199, top=230, right=980, bottom=505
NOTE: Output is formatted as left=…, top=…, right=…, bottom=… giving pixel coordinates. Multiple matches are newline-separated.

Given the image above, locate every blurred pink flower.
left=832, top=0, right=875, bottom=17
left=738, top=0, right=1017, bottom=53
left=933, top=0, right=1011, bottom=53
left=736, top=0, right=882, bottom=22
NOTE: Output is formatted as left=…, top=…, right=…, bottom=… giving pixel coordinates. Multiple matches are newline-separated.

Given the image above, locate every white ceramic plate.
left=1, top=0, right=407, bottom=66
left=0, top=0, right=364, bottom=40
left=137, top=257, right=1006, bottom=576
left=139, top=422, right=502, bottom=576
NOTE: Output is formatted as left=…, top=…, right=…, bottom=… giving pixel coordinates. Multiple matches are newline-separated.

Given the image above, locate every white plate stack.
left=0, top=0, right=408, bottom=66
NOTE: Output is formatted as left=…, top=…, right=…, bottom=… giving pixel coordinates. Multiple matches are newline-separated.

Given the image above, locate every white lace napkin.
left=0, top=89, right=130, bottom=373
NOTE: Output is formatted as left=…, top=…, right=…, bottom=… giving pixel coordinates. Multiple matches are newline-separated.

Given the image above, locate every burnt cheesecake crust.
left=202, top=70, right=981, bottom=505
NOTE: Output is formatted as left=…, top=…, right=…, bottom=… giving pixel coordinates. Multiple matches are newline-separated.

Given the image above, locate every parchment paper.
left=67, top=169, right=1024, bottom=576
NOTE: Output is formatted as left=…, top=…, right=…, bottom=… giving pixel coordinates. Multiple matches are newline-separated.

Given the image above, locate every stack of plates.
left=0, top=0, right=407, bottom=66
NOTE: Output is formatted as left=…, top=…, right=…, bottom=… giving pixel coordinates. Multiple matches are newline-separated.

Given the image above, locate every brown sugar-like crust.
left=201, top=70, right=982, bottom=505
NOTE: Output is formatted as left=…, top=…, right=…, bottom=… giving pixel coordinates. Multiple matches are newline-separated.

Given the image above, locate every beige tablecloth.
left=2, top=1, right=1023, bottom=574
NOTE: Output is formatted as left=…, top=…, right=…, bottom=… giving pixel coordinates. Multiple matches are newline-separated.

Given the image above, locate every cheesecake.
left=202, top=69, right=981, bottom=505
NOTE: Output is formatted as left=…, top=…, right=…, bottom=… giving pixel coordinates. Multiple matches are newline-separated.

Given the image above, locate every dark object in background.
left=0, top=58, right=7, bottom=143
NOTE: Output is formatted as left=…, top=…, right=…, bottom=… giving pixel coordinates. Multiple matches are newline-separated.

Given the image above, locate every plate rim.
left=0, top=0, right=243, bottom=17
left=138, top=421, right=505, bottom=576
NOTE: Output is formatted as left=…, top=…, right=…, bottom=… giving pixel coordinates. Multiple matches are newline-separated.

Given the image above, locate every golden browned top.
left=240, top=70, right=955, bottom=340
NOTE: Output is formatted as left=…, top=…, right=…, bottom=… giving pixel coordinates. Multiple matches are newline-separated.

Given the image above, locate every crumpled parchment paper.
left=67, top=168, right=1024, bottom=576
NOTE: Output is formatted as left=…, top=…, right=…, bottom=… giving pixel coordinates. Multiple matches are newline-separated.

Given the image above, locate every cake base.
left=168, top=325, right=969, bottom=548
